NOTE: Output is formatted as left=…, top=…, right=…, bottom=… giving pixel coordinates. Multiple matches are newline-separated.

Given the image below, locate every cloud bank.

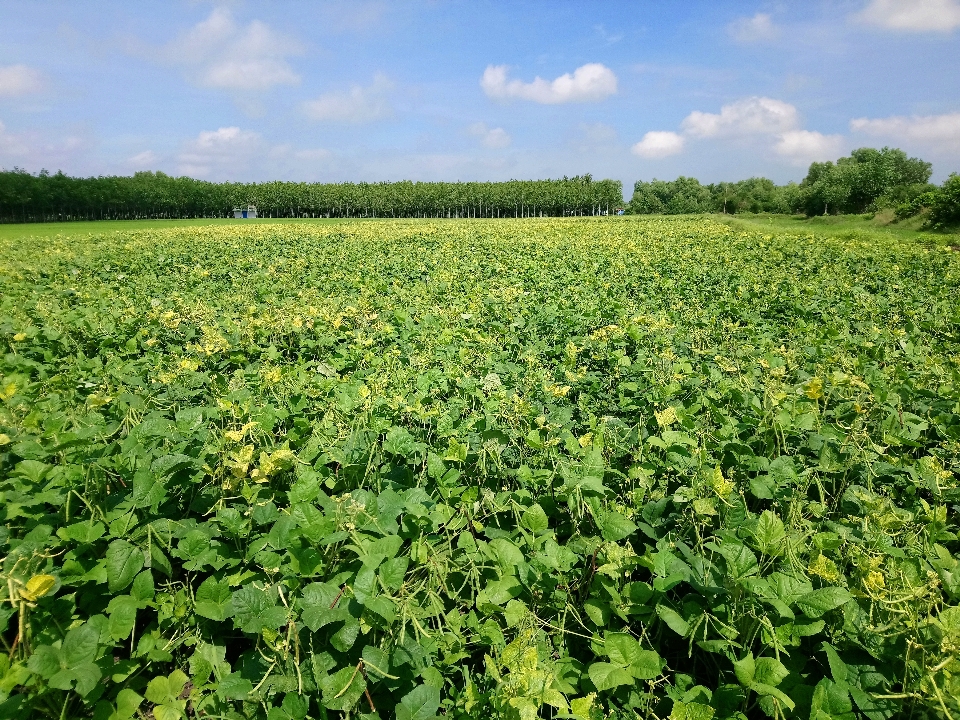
left=851, top=111, right=960, bottom=151
left=855, top=0, right=960, bottom=32
left=302, top=74, right=394, bottom=123
left=0, top=65, right=46, bottom=97
left=157, top=8, right=301, bottom=91
left=727, top=13, right=781, bottom=44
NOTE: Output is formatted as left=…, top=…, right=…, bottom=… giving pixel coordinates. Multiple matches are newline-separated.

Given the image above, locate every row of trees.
left=628, top=147, right=955, bottom=220
left=0, top=170, right=623, bottom=223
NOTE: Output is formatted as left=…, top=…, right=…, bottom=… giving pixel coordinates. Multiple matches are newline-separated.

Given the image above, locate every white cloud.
left=174, top=127, right=333, bottom=179
left=681, top=96, right=800, bottom=138
left=127, top=150, right=160, bottom=168
left=480, top=63, right=617, bottom=104
left=855, top=0, right=960, bottom=32
left=0, top=65, right=46, bottom=97
left=631, top=131, right=685, bottom=158
left=727, top=13, right=781, bottom=43
left=850, top=111, right=960, bottom=151
left=467, top=122, right=511, bottom=149
left=302, top=74, right=393, bottom=123
left=159, top=8, right=301, bottom=91
left=177, top=126, right=263, bottom=177
left=774, top=130, right=844, bottom=165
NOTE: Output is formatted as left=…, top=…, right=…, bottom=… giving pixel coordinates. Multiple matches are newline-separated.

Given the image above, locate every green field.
left=1, top=216, right=959, bottom=720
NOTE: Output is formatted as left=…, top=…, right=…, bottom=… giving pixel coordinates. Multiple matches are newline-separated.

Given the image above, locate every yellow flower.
left=808, top=554, right=841, bottom=583
left=864, top=571, right=885, bottom=592
left=804, top=377, right=824, bottom=400
left=655, top=406, right=678, bottom=428
left=12, top=333, right=26, bottom=342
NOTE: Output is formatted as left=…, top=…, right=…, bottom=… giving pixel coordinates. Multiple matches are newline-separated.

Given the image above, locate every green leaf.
left=107, top=595, right=139, bottom=641
left=58, top=521, right=106, bottom=544
left=606, top=633, right=664, bottom=679
left=61, top=623, right=99, bottom=666
left=216, top=673, right=252, bottom=701
left=599, top=510, right=638, bottom=542
left=670, top=701, right=715, bottom=720
left=365, top=595, right=396, bottom=623
left=231, top=584, right=288, bottom=634
left=521, top=503, right=550, bottom=534
left=195, top=577, right=233, bottom=621
left=395, top=684, right=440, bottom=720
left=796, top=587, right=852, bottom=618
left=656, top=605, right=690, bottom=636
left=588, top=662, right=634, bottom=691
left=320, top=665, right=366, bottom=712
left=115, top=689, right=144, bottom=720
left=380, top=557, right=409, bottom=590
left=753, top=510, right=786, bottom=557
left=810, top=678, right=855, bottom=720
left=753, top=657, right=788, bottom=687
left=107, top=540, right=144, bottom=593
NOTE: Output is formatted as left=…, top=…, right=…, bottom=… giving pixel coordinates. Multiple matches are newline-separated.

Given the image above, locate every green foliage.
left=0, top=169, right=623, bottom=222
left=0, top=216, right=958, bottom=719
left=799, top=147, right=933, bottom=216
left=928, top=174, right=960, bottom=228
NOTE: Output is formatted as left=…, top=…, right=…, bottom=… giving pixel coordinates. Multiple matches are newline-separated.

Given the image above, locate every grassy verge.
left=717, top=211, right=960, bottom=248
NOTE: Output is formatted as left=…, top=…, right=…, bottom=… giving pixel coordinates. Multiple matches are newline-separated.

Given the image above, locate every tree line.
left=628, top=146, right=959, bottom=227
left=2, top=146, right=957, bottom=226
left=0, top=170, right=623, bottom=223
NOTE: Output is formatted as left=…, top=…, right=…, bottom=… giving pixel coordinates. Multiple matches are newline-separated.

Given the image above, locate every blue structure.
left=233, top=205, right=257, bottom=219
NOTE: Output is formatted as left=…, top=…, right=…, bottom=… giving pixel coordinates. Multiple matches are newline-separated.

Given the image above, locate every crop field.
left=2, top=216, right=960, bottom=720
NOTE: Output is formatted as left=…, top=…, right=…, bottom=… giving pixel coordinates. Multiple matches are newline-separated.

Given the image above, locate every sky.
left=2, top=0, right=960, bottom=191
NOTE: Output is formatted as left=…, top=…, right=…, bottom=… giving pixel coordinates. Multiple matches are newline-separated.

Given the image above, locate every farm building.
left=233, top=205, right=257, bottom=219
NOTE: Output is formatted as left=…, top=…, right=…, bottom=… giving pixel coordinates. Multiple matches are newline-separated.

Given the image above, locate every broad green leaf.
left=396, top=684, right=440, bottom=720
left=656, top=605, right=690, bottom=636
left=599, top=510, right=638, bottom=542
left=216, top=673, right=252, bottom=701
left=380, top=557, right=409, bottom=590
left=753, top=510, right=786, bottom=557
left=195, top=577, right=233, bottom=621
left=320, top=665, right=366, bottom=712
left=107, top=595, right=139, bottom=641
left=810, top=678, right=855, bottom=720
left=521, top=503, right=550, bottom=534
left=231, top=585, right=288, bottom=634
left=61, top=623, right=99, bottom=666
left=107, top=540, right=144, bottom=593
left=588, top=662, right=634, bottom=691
left=796, top=588, right=852, bottom=618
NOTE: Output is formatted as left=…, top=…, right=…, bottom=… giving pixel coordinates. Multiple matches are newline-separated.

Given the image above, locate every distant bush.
left=928, top=174, right=960, bottom=228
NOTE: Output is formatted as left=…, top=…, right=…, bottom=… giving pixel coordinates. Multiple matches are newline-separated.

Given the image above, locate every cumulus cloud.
left=480, top=63, right=617, bottom=104
left=302, top=74, right=393, bottom=123
left=175, top=127, right=332, bottom=179
left=855, top=0, right=960, bottom=32
left=0, top=64, right=46, bottom=97
left=774, top=130, right=844, bottom=165
left=681, top=96, right=800, bottom=138
left=157, top=8, right=301, bottom=91
left=631, top=131, right=685, bottom=158
left=727, top=13, right=781, bottom=43
left=467, top=122, right=511, bottom=149
left=177, top=126, right=263, bottom=177
left=850, top=111, right=960, bottom=150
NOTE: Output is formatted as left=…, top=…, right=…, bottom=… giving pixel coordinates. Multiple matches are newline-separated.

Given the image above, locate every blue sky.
left=2, top=0, right=960, bottom=190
